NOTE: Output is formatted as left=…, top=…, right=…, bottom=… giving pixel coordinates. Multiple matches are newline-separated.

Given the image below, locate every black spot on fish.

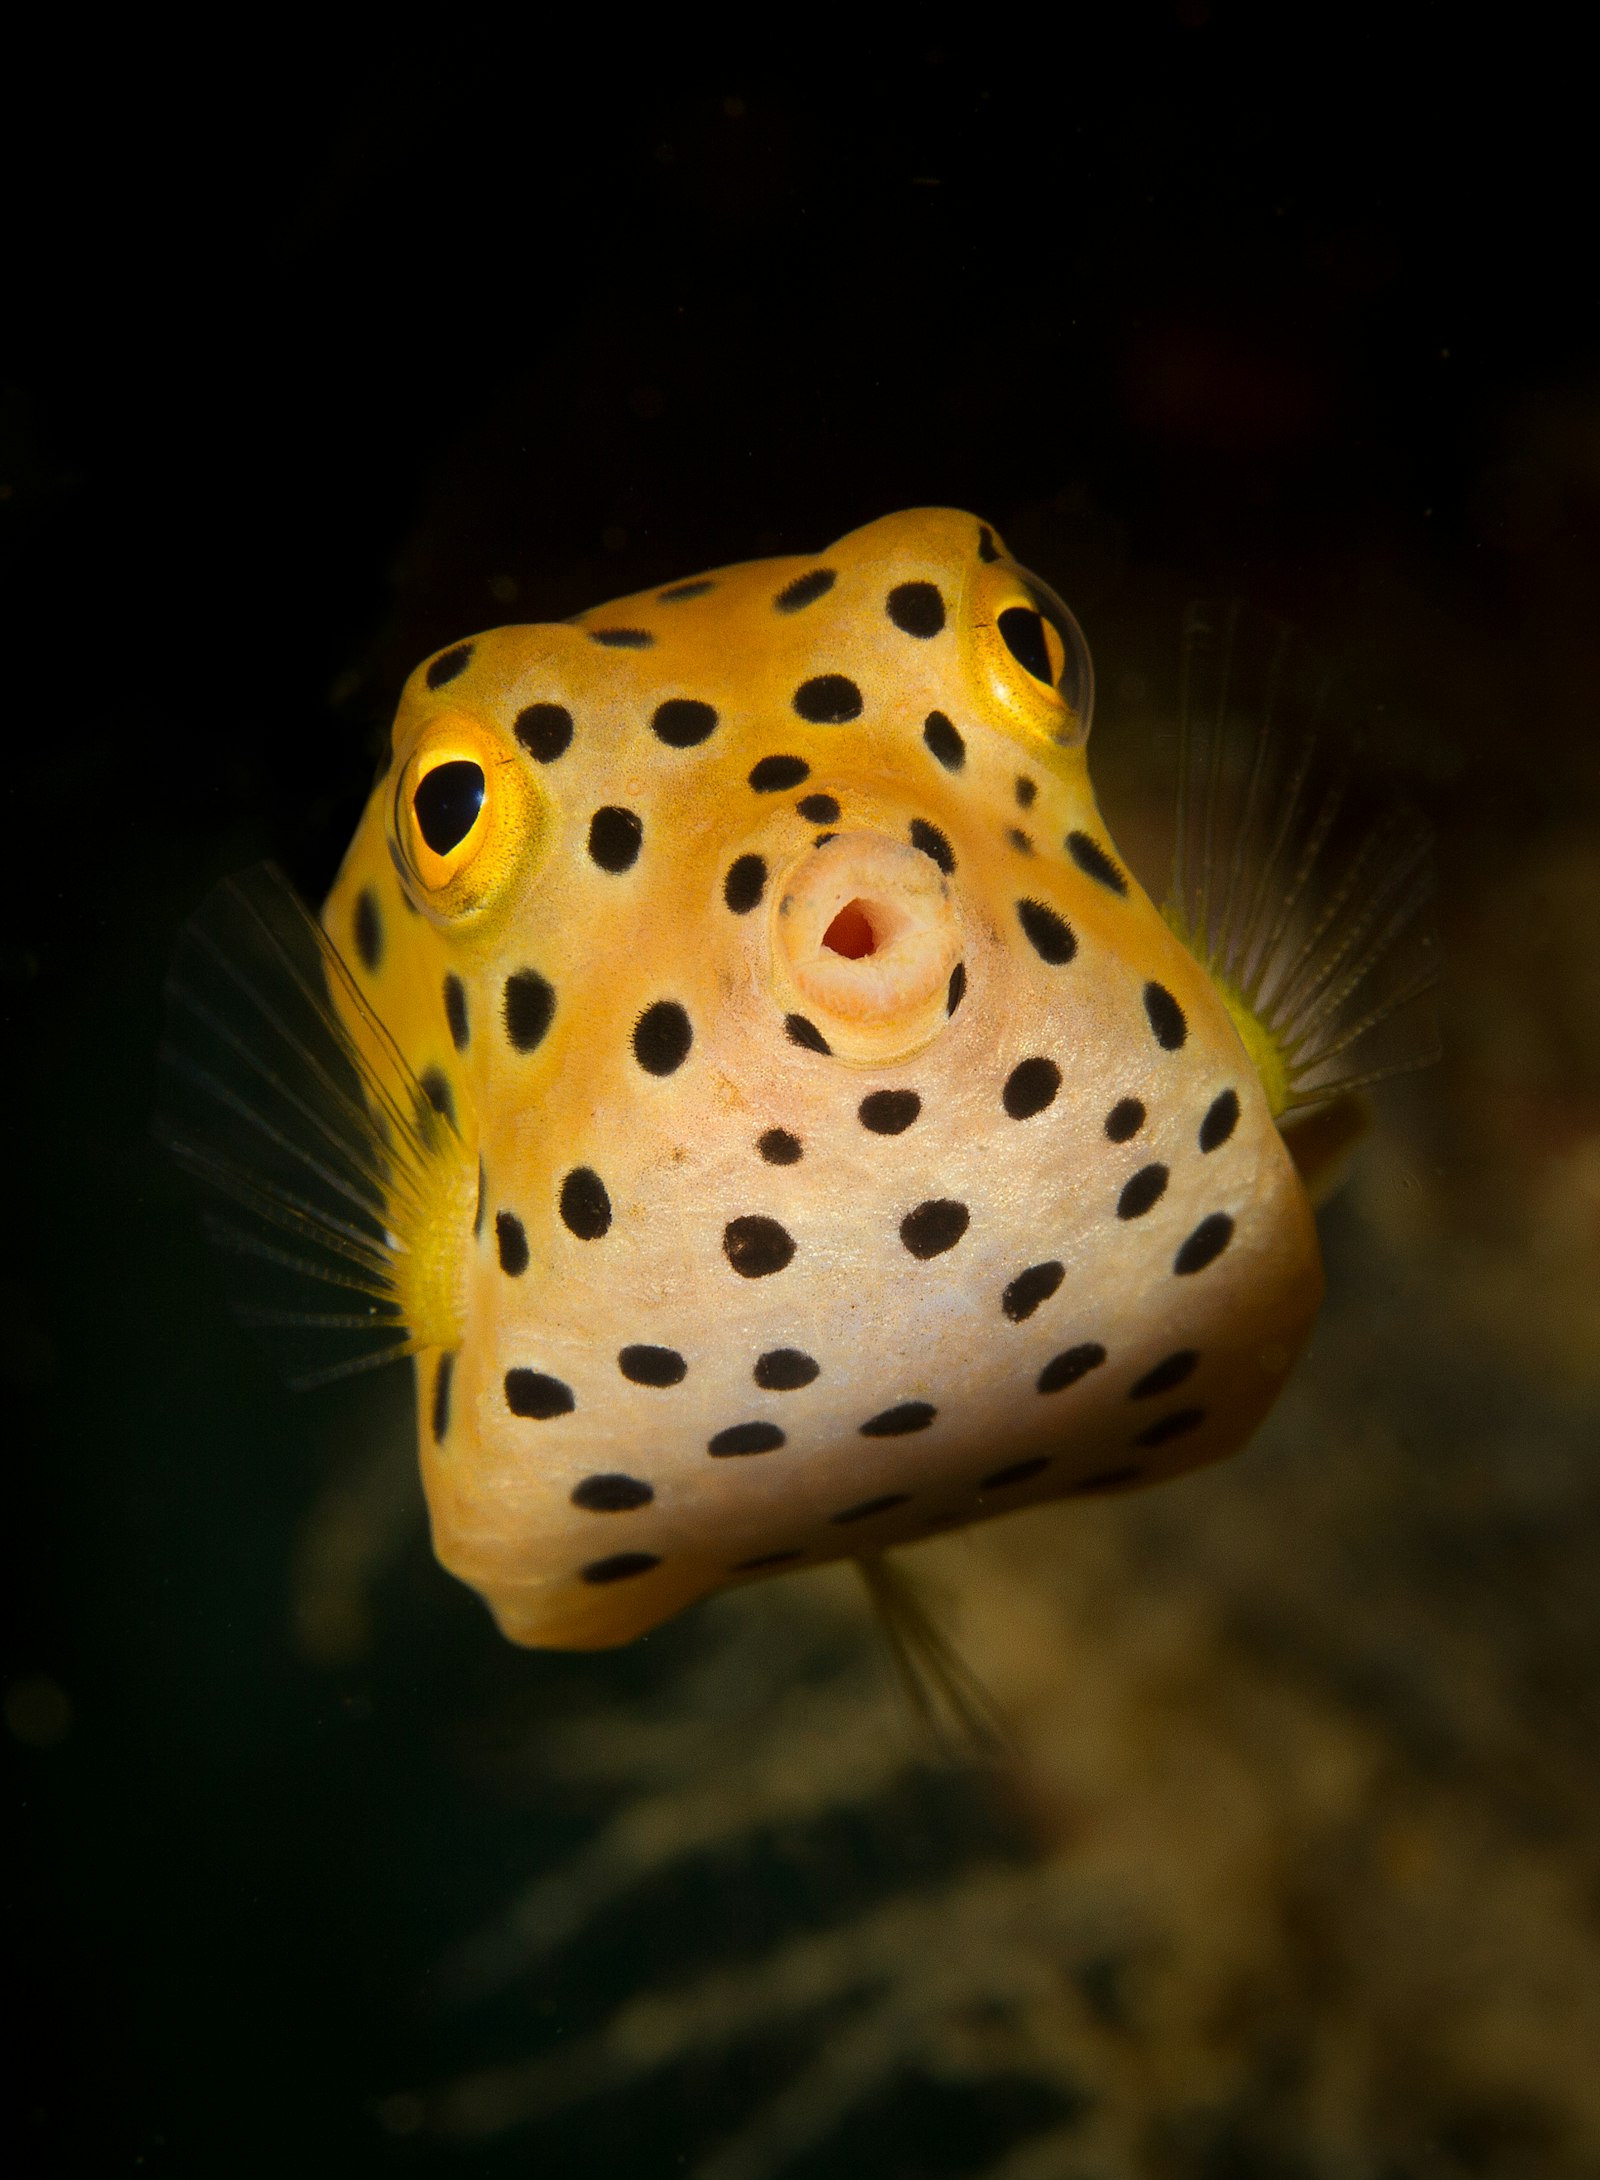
left=859, top=1089, right=920, bottom=1135
left=1129, top=1350, right=1198, bottom=1399
left=572, top=1474, right=654, bottom=1511
left=633, top=1001, right=692, bottom=1075
left=785, top=1014, right=832, bottom=1055
left=1016, top=898, right=1077, bottom=964
left=755, top=1348, right=819, bottom=1390
left=1200, top=1089, right=1240, bottom=1152
left=923, top=710, right=965, bottom=771
left=797, top=793, right=840, bottom=823
left=658, top=579, right=714, bottom=602
left=515, top=703, right=574, bottom=763
left=652, top=697, right=718, bottom=747
left=588, top=806, right=643, bottom=872
left=758, top=1128, right=802, bottom=1164
left=353, top=888, right=382, bottom=973
left=947, top=961, right=967, bottom=1014
left=1003, top=1056, right=1060, bottom=1121
left=724, top=855, right=767, bottom=914
left=750, top=754, right=810, bottom=791
left=505, top=1369, right=575, bottom=1419
left=425, top=643, right=472, bottom=689
left=443, top=973, right=469, bottom=1052
left=619, top=1345, right=687, bottom=1387
left=431, top=1353, right=453, bottom=1442
left=1144, top=981, right=1188, bottom=1051
left=860, top=1401, right=936, bottom=1436
left=900, top=1199, right=969, bottom=1259
left=1002, top=1261, right=1064, bottom=1322
left=1134, top=1407, right=1206, bottom=1447
left=1118, top=1164, right=1169, bottom=1220
left=504, top=969, right=555, bottom=1053
left=977, top=525, right=1001, bottom=562
left=1038, top=1344, right=1107, bottom=1394
left=831, top=1493, right=911, bottom=1524
left=724, top=1215, right=795, bottom=1278
left=1105, top=1097, right=1145, bottom=1142
left=1066, top=831, right=1128, bottom=895
left=1174, top=1214, right=1233, bottom=1275
left=886, top=581, right=946, bottom=637
left=982, top=1456, right=1049, bottom=1489
left=581, top=1551, right=661, bottom=1583
left=709, top=1421, right=786, bottom=1456
left=775, top=568, right=836, bottom=613
left=1015, top=776, right=1037, bottom=808
left=793, top=674, right=862, bottom=724
left=495, top=1210, right=529, bottom=1276
left=909, top=817, right=955, bottom=873
left=1008, top=829, right=1034, bottom=854
left=417, top=1068, right=454, bottom=1125
left=589, top=627, right=654, bottom=648
left=560, top=1167, right=612, bottom=1240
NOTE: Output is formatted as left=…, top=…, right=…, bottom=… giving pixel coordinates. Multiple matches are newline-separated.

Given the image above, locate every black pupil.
left=413, top=761, right=485, bottom=855
left=1028, top=587, right=1088, bottom=713
left=998, top=606, right=1054, bottom=685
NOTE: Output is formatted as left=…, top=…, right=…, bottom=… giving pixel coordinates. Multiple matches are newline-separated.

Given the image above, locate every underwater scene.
left=8, top=30, right=1600, bottom=2180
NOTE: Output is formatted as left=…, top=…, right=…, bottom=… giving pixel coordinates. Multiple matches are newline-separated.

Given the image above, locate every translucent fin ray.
left=157, top=863, right=471, bottom=1386
left=855, top=1553, right=1012, bottom=1764
left=1165, top=602, right=1440, bottom=1111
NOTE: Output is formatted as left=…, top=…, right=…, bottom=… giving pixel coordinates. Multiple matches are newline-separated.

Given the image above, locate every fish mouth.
left=773, top=831, right=963, bottom=1062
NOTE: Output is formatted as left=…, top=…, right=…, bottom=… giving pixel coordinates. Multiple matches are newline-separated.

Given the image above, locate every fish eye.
left=1016, top=570, right=1093, bottom=723
left=969, top=558, right=1095, bottom=747
left=394, top=713, right=547, bottom=918
left=413, top=760, right=486, bottom=855
left=972, top=549, right=1098, bottom=745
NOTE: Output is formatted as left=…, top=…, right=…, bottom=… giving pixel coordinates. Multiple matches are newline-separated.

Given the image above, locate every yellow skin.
left=324, top=510, right=1321, bottom=1648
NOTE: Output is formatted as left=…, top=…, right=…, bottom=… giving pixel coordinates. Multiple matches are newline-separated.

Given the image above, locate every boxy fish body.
left=167, top=509, right=1433, bottom=1651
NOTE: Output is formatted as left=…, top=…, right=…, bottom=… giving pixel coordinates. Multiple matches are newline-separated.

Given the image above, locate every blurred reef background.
left=5, top=16, right=1600, bottom=2176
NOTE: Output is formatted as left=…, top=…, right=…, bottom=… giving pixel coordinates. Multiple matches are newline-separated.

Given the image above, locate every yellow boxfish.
left=163, top=509, right=1435, bottom=1658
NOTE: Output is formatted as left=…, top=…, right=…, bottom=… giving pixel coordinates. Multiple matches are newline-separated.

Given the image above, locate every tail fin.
left=157, top=864, right=472, bottom=1388
left=1166, top=602, right=1440, bottom=1113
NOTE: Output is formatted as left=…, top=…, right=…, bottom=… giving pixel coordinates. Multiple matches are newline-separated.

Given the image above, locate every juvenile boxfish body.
left=169, top=509, right=1434, bottom=1652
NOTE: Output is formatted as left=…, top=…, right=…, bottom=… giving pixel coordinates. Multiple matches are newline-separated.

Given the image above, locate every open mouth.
left=774, top=831, right=963, bottom=1062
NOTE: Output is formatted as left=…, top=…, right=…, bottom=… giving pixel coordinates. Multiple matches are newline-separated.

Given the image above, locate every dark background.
left=6, top=13, right=1599, bottom=2176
